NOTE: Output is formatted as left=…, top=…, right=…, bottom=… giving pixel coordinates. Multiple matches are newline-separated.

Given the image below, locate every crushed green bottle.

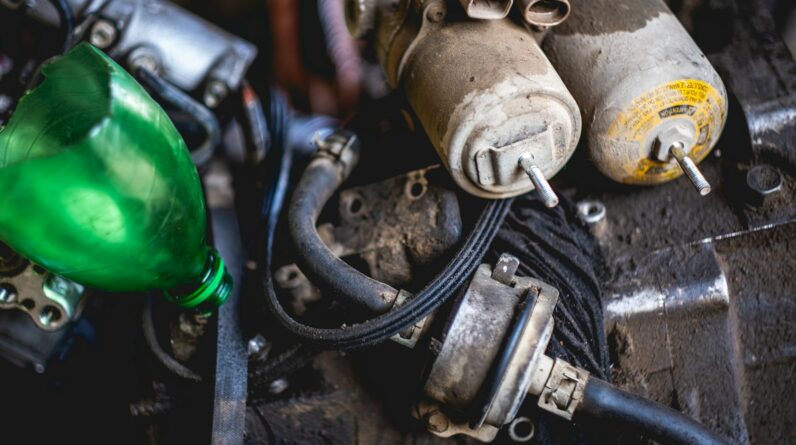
left=0, top=43, right=231, bottom=311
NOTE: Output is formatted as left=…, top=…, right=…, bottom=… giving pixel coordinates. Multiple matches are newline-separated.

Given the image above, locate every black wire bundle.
left=487, top=194, right=610, bottom=378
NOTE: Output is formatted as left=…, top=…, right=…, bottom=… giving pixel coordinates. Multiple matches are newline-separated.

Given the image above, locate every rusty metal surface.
left=600, top=217, right=796, bottom=444
left=246, top=351, right=481, bottom=445
left=584, top=3, right=796, bottom=443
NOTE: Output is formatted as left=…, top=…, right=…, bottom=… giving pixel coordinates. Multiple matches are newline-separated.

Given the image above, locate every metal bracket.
left=0, top=264, right=85, bottom=331
left=413, top=400, right=501, bottom=442
left=390, top=290, right=430, bottom=349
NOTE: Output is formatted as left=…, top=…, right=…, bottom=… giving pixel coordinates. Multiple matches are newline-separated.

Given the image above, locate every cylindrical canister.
left=400, top=18, right=582, bottom=199
left=543, top=0, right=727, bottom=185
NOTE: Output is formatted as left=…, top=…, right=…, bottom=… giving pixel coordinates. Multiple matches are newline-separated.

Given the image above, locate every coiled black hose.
left=578, top=378, right=728, bottom=445
left=136, top=68, right=220, bottom=167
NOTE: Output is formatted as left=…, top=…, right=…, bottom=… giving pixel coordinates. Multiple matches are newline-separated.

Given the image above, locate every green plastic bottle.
left=0, top=43, right=231, bottom=311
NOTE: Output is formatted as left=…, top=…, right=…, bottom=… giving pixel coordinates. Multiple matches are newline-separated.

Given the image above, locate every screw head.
left=38, top=306, right=61, bottom=327
left=89, top=20, right=118, bottom=49
left=128, top=47, right=161, bottom=75
left=268, top=378, right=289, bottom=395
left=746, top=164, right=783, bottom=206
left=204, top=80, right=228, bottom=109
left=0, top=283, right=16, bottom=304
left=247, top=335, right=267, bottom=355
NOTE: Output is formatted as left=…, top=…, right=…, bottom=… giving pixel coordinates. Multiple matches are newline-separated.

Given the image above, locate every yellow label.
left=607, top=79, right=725, bottom=183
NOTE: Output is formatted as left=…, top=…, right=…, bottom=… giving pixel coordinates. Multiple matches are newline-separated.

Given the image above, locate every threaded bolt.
left=519, top=154, right=559, bottom=208
left=671, top=143, right=711, bottom=196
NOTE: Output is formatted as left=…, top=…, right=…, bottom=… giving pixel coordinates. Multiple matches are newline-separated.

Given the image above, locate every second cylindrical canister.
left=400, top=17, right=582, bottom=199
left=543, top=0, right=728, bottom=192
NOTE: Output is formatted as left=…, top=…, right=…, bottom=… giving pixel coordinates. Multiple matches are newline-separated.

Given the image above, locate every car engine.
left=0, top=0, right=794, bottom=444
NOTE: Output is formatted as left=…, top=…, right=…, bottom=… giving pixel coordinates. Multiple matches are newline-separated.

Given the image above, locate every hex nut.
left=746, top=164, right=783, bottom=205
left=653, top=123, right=696, bottom=162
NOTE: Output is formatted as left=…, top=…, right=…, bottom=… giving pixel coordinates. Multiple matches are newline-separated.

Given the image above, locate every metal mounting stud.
left=518, top=154, right=559, bottom=208
left=670, top=142, right=711, bottom=196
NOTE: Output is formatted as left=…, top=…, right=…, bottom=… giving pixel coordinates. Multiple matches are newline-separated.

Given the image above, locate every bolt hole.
left=275, top=265, right=304, bottom=288
left=21, top=298, right=35, bottom=310
left=39, top=306, right=62, bottom=326
left=409, top=182, right=426, bottom=199
left=524, top=0, right=570, bottom=26
left=349, top=197, right=363, bottom=215
left=531, top=0, right=560, bottom=12
left=0, top=283, right=17, bottom=304
left=508, top=416, right=535, bottom=442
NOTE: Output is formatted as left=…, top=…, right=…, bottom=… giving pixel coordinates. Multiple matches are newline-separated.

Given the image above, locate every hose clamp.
left=313, top=129, right=361, bottom=180
left=537, top=359, right=589, bottom=420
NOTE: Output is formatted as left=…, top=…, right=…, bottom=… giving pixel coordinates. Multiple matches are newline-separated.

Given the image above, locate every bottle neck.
left=164, top=247, right=232, bottom=312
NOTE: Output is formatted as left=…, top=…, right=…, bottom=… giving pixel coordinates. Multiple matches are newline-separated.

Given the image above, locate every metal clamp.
left=313, top=130, right=361, bottom=179
left=390, top=290, right=430, bottom=349
left=537, top=358, right=589, bottom=420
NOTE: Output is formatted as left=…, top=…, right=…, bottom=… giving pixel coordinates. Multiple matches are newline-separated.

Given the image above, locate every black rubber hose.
left=577, top=378, right=728, bottom=445
left=288, top=156, right=399, bottom=313
left=47, top=0, right=75, bottom=55
left=136, top=68, right=220, bottom=167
